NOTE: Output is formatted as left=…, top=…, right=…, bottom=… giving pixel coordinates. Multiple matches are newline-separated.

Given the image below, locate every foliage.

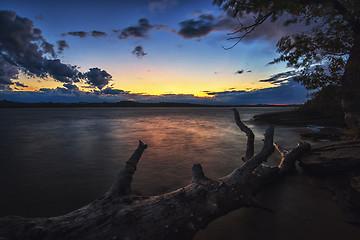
left=299, top=85, right=344, bottom=125
left=213, top=0, right=360, bottom=91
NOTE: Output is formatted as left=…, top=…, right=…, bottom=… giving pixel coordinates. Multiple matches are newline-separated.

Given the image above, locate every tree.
left=213, top=0, right=360, bottom=135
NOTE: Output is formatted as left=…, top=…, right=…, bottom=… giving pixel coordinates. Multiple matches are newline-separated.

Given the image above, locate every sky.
left=0, top=0, right=309, bottom=104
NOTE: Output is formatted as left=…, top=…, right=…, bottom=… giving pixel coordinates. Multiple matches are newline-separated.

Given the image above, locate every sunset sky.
left=0, top=0, right=309, bottom=104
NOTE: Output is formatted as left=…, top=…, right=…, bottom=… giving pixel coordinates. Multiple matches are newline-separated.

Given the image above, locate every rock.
left=299, top=140, right=360, bottom=175
left=299, top=127, right=343, bottom=142
left=351, top=176, right=360, bottom=192
left=299, top=139, right=360, bottom=225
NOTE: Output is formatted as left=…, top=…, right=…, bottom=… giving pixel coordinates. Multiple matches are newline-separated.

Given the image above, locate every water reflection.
left=0, top=107, right=285, bottom=217
left=1, top=107, right=359, bottom=239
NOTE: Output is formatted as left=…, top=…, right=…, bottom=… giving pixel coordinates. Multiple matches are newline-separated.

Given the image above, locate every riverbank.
left=252, top=109, right=360, bottom=225
left=252, top=108, right=345, bottom=127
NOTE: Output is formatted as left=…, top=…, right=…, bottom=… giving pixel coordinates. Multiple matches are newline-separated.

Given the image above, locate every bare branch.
left=105, top=140, right=147, bottom=198
left=192, top=164, right=208, bottom=183
left=231, top=108, right=254, bottom=161
left=274, top=142, right=287, bottom=165
left=227, top=125, right=275, bottom=184
left=223, top=11, right=276, bottom=50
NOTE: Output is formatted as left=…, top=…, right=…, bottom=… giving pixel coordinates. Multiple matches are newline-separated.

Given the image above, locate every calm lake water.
left=1, top=107, right=359, bottom=239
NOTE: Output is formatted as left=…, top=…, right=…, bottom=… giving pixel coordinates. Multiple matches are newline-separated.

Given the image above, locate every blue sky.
left=0, top=0, right=309, bottom=104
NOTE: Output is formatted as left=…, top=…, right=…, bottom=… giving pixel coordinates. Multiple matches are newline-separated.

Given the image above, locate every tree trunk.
left=341, top=32, right=360, bottom=138
left=0, top=109, right=311, bottom=240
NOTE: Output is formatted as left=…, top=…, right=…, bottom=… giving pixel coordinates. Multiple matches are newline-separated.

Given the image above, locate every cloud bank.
left=0, top=77, right=308, bottom=105
left=0, top=11, right=80, bottom=85
left=0, top=11, right=113, bottom=91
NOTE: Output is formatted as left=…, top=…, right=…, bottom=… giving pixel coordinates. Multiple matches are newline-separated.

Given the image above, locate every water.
left=0, top=107, right=359, bottom=239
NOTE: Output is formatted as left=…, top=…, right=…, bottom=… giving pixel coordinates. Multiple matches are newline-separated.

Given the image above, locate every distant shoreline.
left=0, top=100, right=300, bottom=108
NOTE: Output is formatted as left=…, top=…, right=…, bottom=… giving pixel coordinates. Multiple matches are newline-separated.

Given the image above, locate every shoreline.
left=252, top=109, right=360, bottom=225
left=252, top=109, right=345, bottom=127
left=0, top=100, right=300, bottom=109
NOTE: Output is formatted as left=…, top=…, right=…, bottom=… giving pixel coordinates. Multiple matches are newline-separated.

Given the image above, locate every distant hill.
left=0, top=100, right=300, bottom=108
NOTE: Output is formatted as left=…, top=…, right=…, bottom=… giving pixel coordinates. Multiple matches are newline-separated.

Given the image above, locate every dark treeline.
left=0, top=100, right=299, bottom=108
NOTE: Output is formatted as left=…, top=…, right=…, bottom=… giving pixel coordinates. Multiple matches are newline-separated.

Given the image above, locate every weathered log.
left=0, top=109, right=311, bottom=240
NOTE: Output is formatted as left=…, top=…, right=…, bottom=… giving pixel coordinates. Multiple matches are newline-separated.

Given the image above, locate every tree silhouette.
left=214, top=0, right=360, bottom=136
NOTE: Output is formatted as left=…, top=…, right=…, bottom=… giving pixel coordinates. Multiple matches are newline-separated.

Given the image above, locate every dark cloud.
left=91, top=31, right=107, bottom=38
left=41, top=41, right=56, bottom=57
left=178, top=14, right=215, bottom=39
left=118, top=18, right=166, bottom=39
left=132, top=46, right=147, bottom=58
left=56, top=40, right=69, bottom=53
left=235, top=70, right=244, bottom=74
left=14, top=82, right=28, bottom=88
left=177, top=13, right=238, bottom=39
left=81, top=67, right=112, bottom=90
left=44, top=59, right=79, bottom=83
left=63, top=83, right=79, bottom=91
left=0, top=58, right=19, bottom=85
left=39, top=83, right=80, bottom=95
left=119, top=18, right=153, bottom=39
left=62, top=30, right=107, bottom=38
left=0, top=11, right=80, bottom=85
left=0, top=11, right=51, bottom=75
left=101, top=87, right=125, bottom=95
left=39, top=87, right=74, bottom=95
left=63, top=31, right=88, bottom=38
left=177, top=11, right=310, bottom=42
left=259, top=71, right=297, bottom=85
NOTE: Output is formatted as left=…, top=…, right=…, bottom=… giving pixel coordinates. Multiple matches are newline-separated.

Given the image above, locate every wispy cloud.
left=90, top=30, right=108, bottom=38
left=62, top=30, right=107, bottom=38
left=259, top=71, right=298, bottom=85
left=204, top=78, right=308, bottom=104
left=62, top=31, right=88, bottom=38
left=117, top=18, right=166, bottom=39
left=235, top=70, right=244, bottom=74
left=149, top=0, right=178, bottom=12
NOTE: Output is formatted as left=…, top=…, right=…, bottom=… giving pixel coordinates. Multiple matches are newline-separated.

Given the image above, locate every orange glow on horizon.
left=13, top=70, right=276, bottom=98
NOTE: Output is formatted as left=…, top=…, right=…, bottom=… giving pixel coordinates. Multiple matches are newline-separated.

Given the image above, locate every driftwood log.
left=0, top=109, right=311, bottom=240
